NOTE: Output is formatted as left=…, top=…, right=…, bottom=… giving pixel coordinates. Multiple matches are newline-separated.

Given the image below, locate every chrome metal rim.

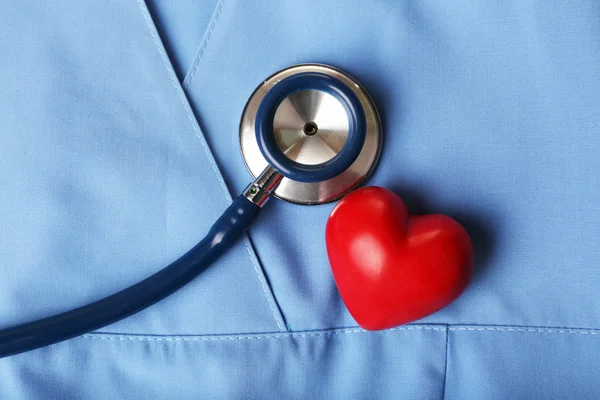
left=239, top=63, right=382, bottom=205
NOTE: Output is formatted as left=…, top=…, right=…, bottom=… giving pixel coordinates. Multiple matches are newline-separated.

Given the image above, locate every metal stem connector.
left=243, top=165, right=283, bottom=207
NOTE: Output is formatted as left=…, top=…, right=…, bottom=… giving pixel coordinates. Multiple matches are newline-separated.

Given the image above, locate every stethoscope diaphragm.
left=240, top=63, right=382, bottom=205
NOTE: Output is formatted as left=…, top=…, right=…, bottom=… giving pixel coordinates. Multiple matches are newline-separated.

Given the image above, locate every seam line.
left=449, top=326, right=600, bottom=335
left=87, top=323, right=600, bottom=342
left=82, top=325, right=442, bottom=342
left=137, top=0, right=229, bottom=196
left=441, top=325, right=450, bottom=400
left=243, top=234, right=286, bottom=331
left=182, top=0, right=225, bottom=89
left=136, top=0, right=285, bottom=330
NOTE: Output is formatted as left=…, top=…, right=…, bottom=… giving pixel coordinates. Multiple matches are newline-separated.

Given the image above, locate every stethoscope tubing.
left=0, top=194, right=262, bottom=358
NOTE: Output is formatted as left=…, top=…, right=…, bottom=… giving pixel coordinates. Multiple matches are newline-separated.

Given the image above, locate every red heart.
left=326, top=186, right=474, bottom=330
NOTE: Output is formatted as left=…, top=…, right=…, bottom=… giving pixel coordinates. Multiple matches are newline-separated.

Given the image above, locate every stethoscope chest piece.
left=240, top=63, right=382, bottom=205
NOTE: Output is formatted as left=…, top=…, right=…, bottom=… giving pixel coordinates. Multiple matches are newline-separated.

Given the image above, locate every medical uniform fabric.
left=1, top=0, right=599, bottom=398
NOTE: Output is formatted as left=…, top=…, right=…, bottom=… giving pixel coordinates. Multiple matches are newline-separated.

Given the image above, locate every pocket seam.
left=88, top=324, right=446, bottom=342
left=88, top=323, right=600, bottom=342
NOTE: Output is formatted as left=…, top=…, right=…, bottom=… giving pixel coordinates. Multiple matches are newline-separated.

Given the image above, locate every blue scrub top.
left=1, top=0, right=600, bottom=398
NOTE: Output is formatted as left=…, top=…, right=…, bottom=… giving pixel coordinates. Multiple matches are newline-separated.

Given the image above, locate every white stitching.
left=449, top=326, right=600, bottom=335
left=137, top=0, right=229, bottom=196
left=182, top=0, right=225, bottom=89
left=136, top=0, right=286, bottom=330
left=441, top=326, right=450, bottom=400
left=82, top=324, right=600, bottom=343
left=82, top=326, right=444, bottom=342
left=243, top=235, right=286, bottom=331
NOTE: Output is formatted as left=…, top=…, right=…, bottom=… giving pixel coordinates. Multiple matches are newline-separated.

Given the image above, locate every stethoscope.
left=0, top=64, right=382, bottom=358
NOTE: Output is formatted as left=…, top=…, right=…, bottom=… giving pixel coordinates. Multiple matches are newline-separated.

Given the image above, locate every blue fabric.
left=146, top=0, right=217, bottom=80
left=1, top=0, right=600, bottom=398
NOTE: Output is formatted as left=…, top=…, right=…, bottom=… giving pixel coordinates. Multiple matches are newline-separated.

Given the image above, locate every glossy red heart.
left=326, top=186, right=474, bottom=330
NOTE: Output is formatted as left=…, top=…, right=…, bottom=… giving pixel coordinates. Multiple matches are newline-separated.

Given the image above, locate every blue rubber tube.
left=0, top=195, right=261, bottom=358
left=255, top=72, right=367, bottom=183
